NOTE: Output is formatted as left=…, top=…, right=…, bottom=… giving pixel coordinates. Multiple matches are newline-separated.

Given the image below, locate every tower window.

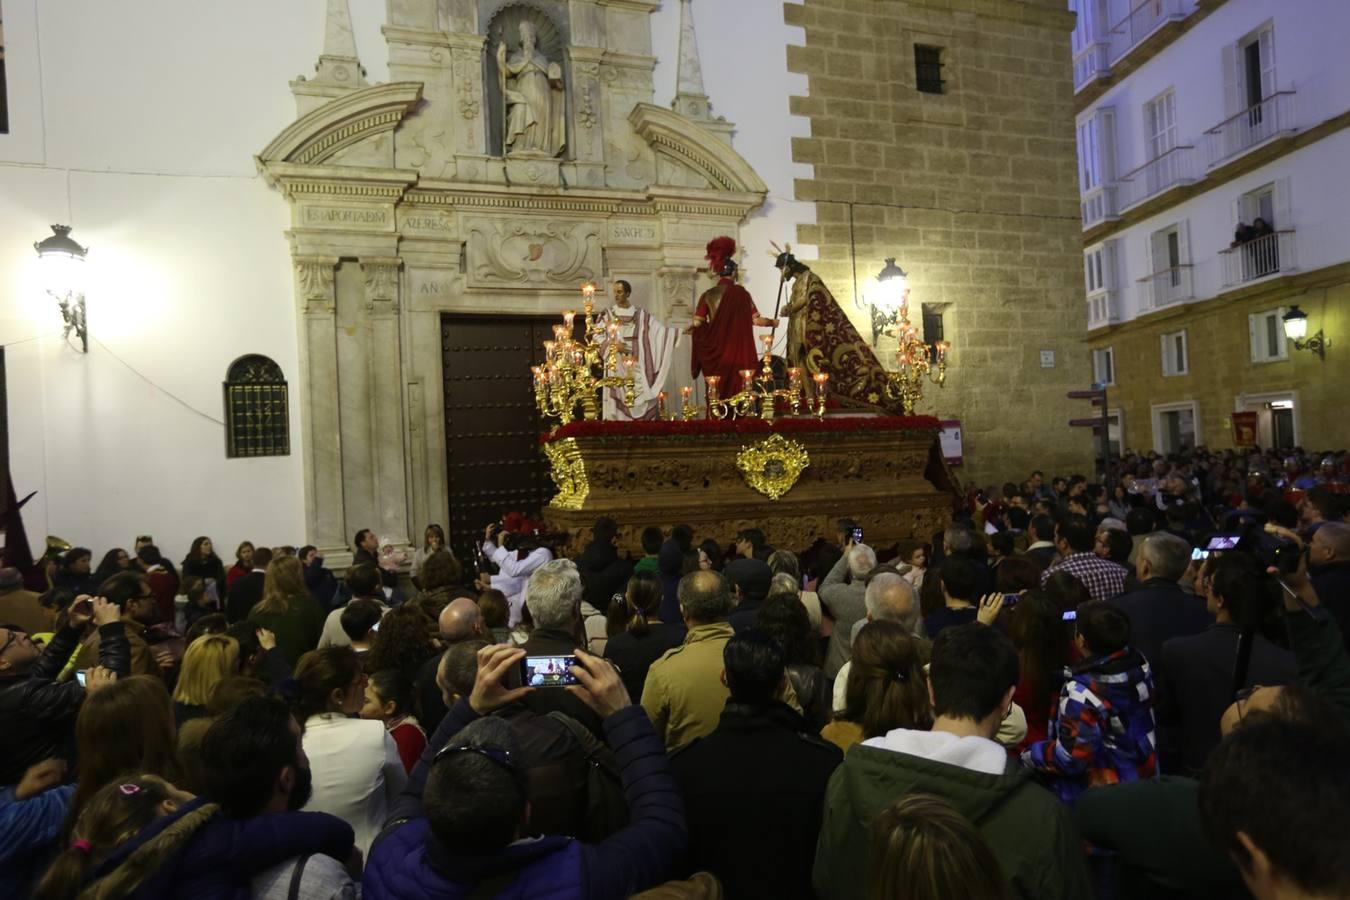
left=915, top=45, right=945, bottom=95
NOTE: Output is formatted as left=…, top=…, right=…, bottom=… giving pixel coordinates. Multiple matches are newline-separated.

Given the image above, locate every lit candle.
left=740, top=369, right=756, bottom=393
left=553, top=324, right=566, bottom=341
left=543, top=340, right=556, bottom=360
left=761, top=334, right=773, bottom=352
left=658, top=391, right=668, bottom=418
left=706, top=375, right=720, bottom=399
left=936, top=340, right=949, bottom=360
left=787, top=367, right=801, bottom=382
left=608, top=320, right=620, bottom=337
left=582, top=281, right=596, bottom=300
left=623, top=356, right=637, bottom=373
left=681, top=386, right=692, bottom=403
left=562, top=310, right=576, bottom=328
left=813, top=372, right=830, bottom=391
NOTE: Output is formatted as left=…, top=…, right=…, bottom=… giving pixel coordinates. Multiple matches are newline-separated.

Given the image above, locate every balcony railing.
left=1204, top=92, right=1297, bottom=167
left=1118, top=145, right=1197, bottom=209
left=1220, top=230, right=1297, bottom=287
left=1108, top=0, right=1188, bottom=66
left=1138, top=265, right=1194, bottom=310
left=1081, top=184, right=1121, bottom=229
left=1088, top=290, right=1121, bottom=329
left=1073, top=41, right=1111, bottom=91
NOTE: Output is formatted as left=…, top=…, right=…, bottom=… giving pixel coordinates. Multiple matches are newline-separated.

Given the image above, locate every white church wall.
left=0, top=0, right=816, bottom=562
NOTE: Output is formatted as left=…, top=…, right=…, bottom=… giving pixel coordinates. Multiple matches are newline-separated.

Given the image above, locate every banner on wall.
left=939, top=419, right=963, bottom=466
left=1231, top=411, right=1259, bottom=448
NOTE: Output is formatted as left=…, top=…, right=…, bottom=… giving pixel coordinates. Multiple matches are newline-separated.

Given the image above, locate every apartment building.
left=1070, top=0, right=1350, bottom=454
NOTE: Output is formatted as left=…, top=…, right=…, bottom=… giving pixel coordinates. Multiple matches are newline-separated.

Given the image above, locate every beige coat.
left=640, top=621, right=734, bottom=751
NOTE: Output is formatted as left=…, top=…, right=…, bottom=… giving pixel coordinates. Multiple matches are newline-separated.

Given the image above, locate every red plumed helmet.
left=705, top=236, right=737, bottom=274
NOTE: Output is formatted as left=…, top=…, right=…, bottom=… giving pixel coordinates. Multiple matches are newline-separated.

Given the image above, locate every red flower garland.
left=541, top=415, right=942, bottom=444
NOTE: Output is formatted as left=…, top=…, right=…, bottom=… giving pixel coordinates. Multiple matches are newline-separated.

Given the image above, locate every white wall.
left=0, top=0, right=815, bottom=564
left=1076, top=0, right=1350, bottom=324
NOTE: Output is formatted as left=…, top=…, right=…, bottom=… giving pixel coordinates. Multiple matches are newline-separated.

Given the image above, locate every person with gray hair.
left=1110, top=531, right=1211, bottom=680
left=768, top=549, right=822, bottom=632
left=641, top=570, right=736, bottom=749
left=820, top=543, right=877, bottom=679
left=518, top=559, right=605, bottom=736
left=832, top=573, right=927, bottom=713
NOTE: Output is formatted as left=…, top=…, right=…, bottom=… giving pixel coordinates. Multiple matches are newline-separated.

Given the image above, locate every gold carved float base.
left=541, top=417, right=954, bottom=556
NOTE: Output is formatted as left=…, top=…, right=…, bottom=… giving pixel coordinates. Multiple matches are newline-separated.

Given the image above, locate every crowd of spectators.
left=0, top=444, right=1347, bottom=899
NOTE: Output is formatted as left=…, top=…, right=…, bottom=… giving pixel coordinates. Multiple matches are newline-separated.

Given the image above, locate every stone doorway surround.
left=254, top=0, right=767, bottom=565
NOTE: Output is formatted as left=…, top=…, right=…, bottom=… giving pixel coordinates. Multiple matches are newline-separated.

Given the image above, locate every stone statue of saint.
left=496, top=21, right=566, bottom=158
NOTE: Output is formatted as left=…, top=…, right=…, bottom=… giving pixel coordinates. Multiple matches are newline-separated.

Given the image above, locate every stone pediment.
left=629, top=103, right=767, bottom=197
left=256, top=82, right=424, bottom=167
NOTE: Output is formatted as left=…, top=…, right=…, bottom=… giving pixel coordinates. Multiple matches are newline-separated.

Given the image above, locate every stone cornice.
left=256, top=82, right=424, bottom=167
left=260, top=162, right=420, bottom=200
left=630, top=103, right=768, bottom=196
left=601, top=50, right=657, bottom=72
left=596, top=0, right=659, bottom=12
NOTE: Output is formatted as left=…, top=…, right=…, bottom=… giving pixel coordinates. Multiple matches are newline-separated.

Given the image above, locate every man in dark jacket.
left=365, top=645, right=686, bottom=899
left=0, top=596, right=128, bottom=783
left=1310, top=522, right=1350, bottom=650
left=671, top=631, right=841, bottom=899
left=354, top=527, right=398, bottom=591
left=725, top=558, right=773, bottom=633
left=1159, top=553, right=1296, bottom=773
left=575, top=517, right=634, bottom=614
left=1110, top=532, right=1211, bottom=670
left=814, top=623, right=1090, bottom=900
left=520, top=561, right=605, bottom=736
left=86, top=695, right=358, bottom=898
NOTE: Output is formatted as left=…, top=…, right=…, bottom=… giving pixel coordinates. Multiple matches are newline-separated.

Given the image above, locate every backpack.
left=546, top=711, right=630, bottom=842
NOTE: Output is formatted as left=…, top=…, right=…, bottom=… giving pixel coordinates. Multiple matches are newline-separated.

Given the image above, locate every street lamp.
left=33, top=225, right=89, bottom=353
left=1282, top=305, right=1327, bottom=360
left=861, top=258, right=908, bottom=347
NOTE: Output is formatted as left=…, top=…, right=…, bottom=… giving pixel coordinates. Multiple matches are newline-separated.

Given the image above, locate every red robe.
left=691, top=279, right=760, bottom=393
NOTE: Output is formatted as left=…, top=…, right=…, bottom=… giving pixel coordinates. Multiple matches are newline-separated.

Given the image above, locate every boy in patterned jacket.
left=1022, top=600, right=1158, bottom=804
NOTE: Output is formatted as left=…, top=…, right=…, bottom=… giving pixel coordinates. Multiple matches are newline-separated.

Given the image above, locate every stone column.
left=658, top=266, right=699, bottom=400
left=449, top=32, right=489, bottom=173
left=294, top=255, right=346, bottom=553
left=361, top=257, right=411, bottom=548
left=565, top=47, right=607, bottom=188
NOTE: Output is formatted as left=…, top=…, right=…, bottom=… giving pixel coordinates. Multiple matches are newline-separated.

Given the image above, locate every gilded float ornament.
left=736, top=434, right=809, bottom=501
left=544, top=437, right=589, bottom=510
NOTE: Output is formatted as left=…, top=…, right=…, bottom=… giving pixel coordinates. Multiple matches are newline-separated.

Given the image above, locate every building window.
left=0, top=1, right=9, bottom=134
left=223, top=355, right=290, bottom=458
left=915, top=45, right=945, bottom=94
left=1077, top=107, right=1117, bottom=194
left=921, top=303, right=945, bottom=358
left=1249, top=309, right=1289, bottom=363
left=1145, top=89, right=1177, bottom=159
left=1146, top=222, right=1191, bottom=308
left=1161, top=329, right=1189, bottom=377
left=1093, top=347, right=1115, bottom=386
left=1153, top=402, right=1198, bottom=454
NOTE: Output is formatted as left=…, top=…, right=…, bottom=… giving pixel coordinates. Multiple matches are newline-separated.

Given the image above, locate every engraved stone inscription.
left=302, top=206, right=392, bottom=228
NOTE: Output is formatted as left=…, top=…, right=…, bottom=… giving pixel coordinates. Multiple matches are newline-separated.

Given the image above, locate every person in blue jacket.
left=364, top=644, right=687, bottom=899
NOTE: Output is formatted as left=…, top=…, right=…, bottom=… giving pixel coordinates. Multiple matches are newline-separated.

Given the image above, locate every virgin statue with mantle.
left=496, top=21, right=566, bottom=157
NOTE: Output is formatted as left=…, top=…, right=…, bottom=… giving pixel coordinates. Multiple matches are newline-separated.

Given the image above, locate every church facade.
left=0, top=0, right=1090, bottom=562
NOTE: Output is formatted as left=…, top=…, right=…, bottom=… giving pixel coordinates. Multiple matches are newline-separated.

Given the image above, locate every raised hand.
left=469, top=644, right=532, bottom=715
left=567, top=648, right=632, bottom=719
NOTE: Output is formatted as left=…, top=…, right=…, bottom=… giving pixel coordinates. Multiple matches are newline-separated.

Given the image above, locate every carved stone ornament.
left=736, top=434, right=810, bottom=501
left=465, top=218, right=602, bottom=288
left=362, top=257, right=402, bottom=305
left=295, top=256, right=338, bottom=310
left=544, top=438, right=589, bottom=509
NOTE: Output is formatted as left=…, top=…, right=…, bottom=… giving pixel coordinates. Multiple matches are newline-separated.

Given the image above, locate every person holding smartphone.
left=0, top=596, right=126, bottom=784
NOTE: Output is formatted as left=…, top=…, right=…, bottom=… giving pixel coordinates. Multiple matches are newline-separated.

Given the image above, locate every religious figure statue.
left=689, top=237, right=778, bottom=395
left=496, top=21, right=566, bottom=158
left=596, top=280, right=680, bottom=421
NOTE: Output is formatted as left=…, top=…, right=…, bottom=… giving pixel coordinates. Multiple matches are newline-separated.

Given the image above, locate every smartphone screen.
left=521, top=655, right=580, bottom=687
left=76, top=670, right=88, bottom=687
left=1002, top=593, right=1021, bottom=607
left=1191, top=548, right=1209, bottom=561
left=371, top=620, right=380, bottom=633
left=851, top=527, right=864, bottom=544
left=1062, top=610, right=1078, bottom=622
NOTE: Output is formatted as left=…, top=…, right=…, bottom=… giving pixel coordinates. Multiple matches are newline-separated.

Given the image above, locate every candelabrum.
left=531, top=282, right=637, bottom=425
left=705, top=334, right=830, bottom=420
left=882, top=290, right=950, bottom=415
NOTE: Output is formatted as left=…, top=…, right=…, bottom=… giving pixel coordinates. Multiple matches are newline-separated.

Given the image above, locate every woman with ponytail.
left=35, top=775, right=196, bottom=900
left=604, top=570, right=686, bottom=702
left=821, top=620, right=932, bottom=754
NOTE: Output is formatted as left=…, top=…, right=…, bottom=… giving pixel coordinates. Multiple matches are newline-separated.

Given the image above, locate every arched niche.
left=482, top=1, right=569, bottom=158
